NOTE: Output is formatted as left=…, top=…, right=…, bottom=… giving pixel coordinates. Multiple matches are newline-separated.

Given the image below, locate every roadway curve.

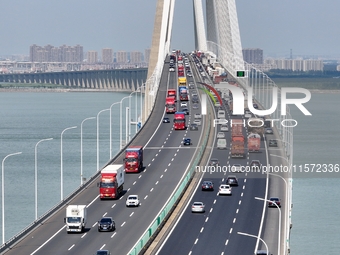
left=154, top=59, right=285, bottom=254
left=3, top=57, right=206, bottom=255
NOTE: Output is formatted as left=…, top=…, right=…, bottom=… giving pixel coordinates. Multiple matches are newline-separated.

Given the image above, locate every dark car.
left=192, top=96, right=199, bottom=103
left=265, top=127, right=273, bottom=134
left=95, top=251, right=111, bottom=255
left=163, top=117, right=170, bottom=123
left=98, top=217, right=115, bottom=232
left=183, top=138, right=192, bottom=146
left=268, top=197, right=281, bottom=208
left=190, top=123, right=198, bottom=131
left=192, top=103, right=199, bottom=109
left=209, top=158, right=219, bottom=166
left=226, top=175, right=238, bottom=186
left=269, top=139, right=278, bottom=147
left=202, top=181, right=214, bottom=191
left=182, top=108, right=190, bottom=115
left=250, top=160, right=262, bottom=171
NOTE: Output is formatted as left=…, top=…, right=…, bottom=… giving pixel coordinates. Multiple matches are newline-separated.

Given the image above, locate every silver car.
left=194, top=119, right=201, bottom=126
left=191, top=202, right=205, bottom=213
left=194, top=113, right=202, bottom=119
left=217, top=132, right=225, bottom=139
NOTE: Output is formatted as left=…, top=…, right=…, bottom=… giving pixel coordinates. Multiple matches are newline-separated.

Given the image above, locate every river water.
left=0, top=90, right=141, bottom=243
left=0, top=90, right=339, bottom=254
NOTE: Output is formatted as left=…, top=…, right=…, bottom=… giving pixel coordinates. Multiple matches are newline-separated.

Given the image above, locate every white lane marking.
left=155, top=153, right=158, bottom=157
left=171, top=158, right=174, bottom=161
left=111, top=232, right=116, bottom=238
left=160, top=175, right=163, bottom=178
left=100, top=244, right=106, bottom=250
left=103, top=212, right=107, bottom=217
left=130, top=212, right=134, bottom=217
left=150, top=188, right=154, bottom=192
left=144, top=195, right=148, bottom=199
left=239, top=200, right=242, bottom=205
left=164, top=169, right=167, bottom=172
left=127, top=188, right=130, bottom=192
left=194, top=238, right=198, bottom=244
left=200, top=227, right=204, bottom=233
left=236, top=209, right=239, bottom=214
left=139, top=175, right=142, bottom=179
left=225, top=239, right=229, bottom=245
left=174, top=153, right=177, bottom=157
left=229, top=228, right=233, bottom=234
left=244, top=178, right=247, bottom=182
left=30, top=225, right=66, bottom=255
left=213, top=199, right=217, bottom=204
left=210, top=208, right=213, bottom=213
left=133, top=181, right=136, bottom=185
left=241, top=192, right=244, bottom=197
left=68, top=244, right=75, bottom=250
left=148, top=163, right=151, bottom=167
left=152, top=158, right=155, bottom=161
left=111, top=204, right=116, bottom=208
left=121, top=222, right=126, bottom=227
left=205, top=217, right=209, bottom=222
left=81, top=233, right=86, bottom=238
left=92, top=222, right=97, bottom=227
left=233, top=218, right=236, bottom=223
left=168, top=163, right=171, bottom=166
left=87, top=195, right=100, bottom=207
left=243, top=185, right=245, bottom=189
left=155, top=181, right=159, bottom=185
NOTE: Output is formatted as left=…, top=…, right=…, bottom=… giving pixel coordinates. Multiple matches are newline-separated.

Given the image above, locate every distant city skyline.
left=1, top=1, right=340, bottom=59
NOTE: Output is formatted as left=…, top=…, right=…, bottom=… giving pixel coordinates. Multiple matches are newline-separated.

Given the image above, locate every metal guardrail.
left=0, top=66, right=162, bottom=253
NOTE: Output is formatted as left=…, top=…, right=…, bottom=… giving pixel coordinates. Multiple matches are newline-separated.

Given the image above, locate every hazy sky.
left=1, top=0, right=339, bottom=58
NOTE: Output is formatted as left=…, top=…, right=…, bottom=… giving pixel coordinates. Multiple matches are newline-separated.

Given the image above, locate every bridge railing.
left=206, top=41, right=293, bottom=254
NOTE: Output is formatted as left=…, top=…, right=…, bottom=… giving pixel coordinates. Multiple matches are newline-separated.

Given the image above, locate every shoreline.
left=1, top=87, right=339, bottom=93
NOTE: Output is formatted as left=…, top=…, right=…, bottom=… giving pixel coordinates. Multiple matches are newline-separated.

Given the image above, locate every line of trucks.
left=65, top=146, right=144, bottom=233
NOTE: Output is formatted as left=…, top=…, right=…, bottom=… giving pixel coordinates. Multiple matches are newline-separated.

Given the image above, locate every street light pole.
left=255, top=196, right=281, bottom=255
left=109, top=102, right=120, bottom=159
left=61, top=126, right=77, bottom=201
left=81, top=117, right=95, bottom=185
left=237, top=231, right=268, bottom=255
left=97, top=109, right=110, bottom=171
left=35, top=138, right=53, bottom=220
left=2, top=152, right=22, bottom=245
left=119, top=96, right=131, bottom=150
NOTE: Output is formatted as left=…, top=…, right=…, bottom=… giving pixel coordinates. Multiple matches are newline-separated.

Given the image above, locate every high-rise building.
left=102, top=48, right=113, bottom=64
left=130, top=51, right=143, bottom=63
left=29, top=44, right=84, bottom=62
left=242, top=48, right=263, bottom=64
left=116, top=51, right=128, bottom=63
left=87, top=51, right=98, bottom=64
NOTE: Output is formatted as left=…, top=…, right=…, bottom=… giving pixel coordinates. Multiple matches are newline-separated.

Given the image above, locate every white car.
left=191, top=202, right=205, bottom=213
left=217, top=132, right=225, bottom=138
left=220, top=124, right=229, bottom=131
left=180, top=102, right=188, bottom=107
left=219, top=184, right=232, bottom=195
left=231, top=164, right=242, bottom=172
left=194, top=119, right=201, bottom=126
left=244, top=113, right=252, bottom=118
left=194, top=113, right=202, bottom=119
left=126, top=195, right=140, bottom=207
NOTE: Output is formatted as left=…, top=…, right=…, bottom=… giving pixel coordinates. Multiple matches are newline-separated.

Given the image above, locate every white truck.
left=64, top=205, right=87, bottom=233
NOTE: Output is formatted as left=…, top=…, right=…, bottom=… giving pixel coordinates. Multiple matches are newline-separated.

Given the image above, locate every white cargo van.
left=64, top=205, right=87, bottom=233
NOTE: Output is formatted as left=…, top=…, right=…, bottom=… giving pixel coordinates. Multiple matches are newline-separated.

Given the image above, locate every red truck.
left=178, top=65, right=184, bottom=77
left=124, top=146, right=143, bottom=173
left=174, top=112, right=186, bottom=130
left=231, top=119, right=245, bottom=158
left=167, top=89, right=176, bottom=99
left=99, top=164, right=124, bottom=200
left=166, top=97, right=176, bottom=113
left=247, top=133, right=261, bottom=152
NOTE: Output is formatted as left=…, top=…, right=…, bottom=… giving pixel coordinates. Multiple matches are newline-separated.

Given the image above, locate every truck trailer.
left=99, top=164, right=124, bottom=199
